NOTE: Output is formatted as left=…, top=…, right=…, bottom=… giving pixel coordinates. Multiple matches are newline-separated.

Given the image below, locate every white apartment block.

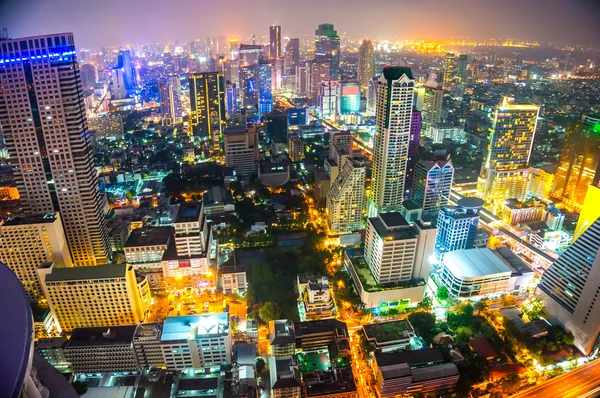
left=37, top=263, right=149, bottom=333
left=0, top=34, right=110, bottom=266
left=124, top=226, right=173, bottom=266
left=370, top=67, right=415, bottom=215
left=0, top=213, right=72, bottom=302
left=326, top=157, right=366, bottom=235
left=160, top=313, right=232, bottom=370
left=297, top=274, right=334, bottom=320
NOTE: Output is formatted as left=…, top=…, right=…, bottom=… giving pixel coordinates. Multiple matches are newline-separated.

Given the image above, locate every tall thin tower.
left=368, top=67, right=415, bottom=215
left=357, top=39, right=375, bottom=89
left=269, top=26, right=281, bottom=60
left=0, top=33, right=110, bottom=266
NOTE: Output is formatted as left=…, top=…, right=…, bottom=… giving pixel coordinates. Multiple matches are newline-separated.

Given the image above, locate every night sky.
left=0, top=0, right=599, bottom=48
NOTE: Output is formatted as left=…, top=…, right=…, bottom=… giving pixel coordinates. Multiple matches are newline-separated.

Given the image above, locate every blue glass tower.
left=258, top=62, right=272, bottom=116
left=434, top=197, right=484, bottom=261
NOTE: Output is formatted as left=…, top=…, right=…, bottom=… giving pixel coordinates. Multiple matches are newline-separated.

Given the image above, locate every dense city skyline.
left=1, top=0, right=600, bottom=48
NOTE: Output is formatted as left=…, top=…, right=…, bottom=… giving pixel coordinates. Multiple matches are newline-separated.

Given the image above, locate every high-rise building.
left=574, top=186, right=600, bottom=242
left=224, top=126, right=259, bottom=175
left=443, top=53, right=457, bottom=88
left=338, top=81, right=361, bottom=115
left=326, top=157, right=366, bottom=235
left=366, top=76, right=378, bottom=114
left=189, top=72, right=226, bottom=138
left=37, top=263, right=149, bottom=333
left=537, top=217, right=600, bottom=356
left=295, top=64, right=308, bottom=96
left=404, top=109, right=422, bottom=201
left=457, top=54, right=468, bottom=81
left=269, top=25, right=282, bottom=60
left=319, top=80, right=338, bottom=117
left=413, top=158, right=454, bottom=222
left=369, top=67, right=415, bottom=215
left=79, top=63, right=97, bottom=90
left=357, top=39, right=375, bottom=89
left=159, top=76, right=181, bottom=126
left=420, top=87, right=444, bottom=135
left=434, top=197, right=484, bottom=261
left=478, top=98, right=539, bottom=204
left=258, top=61, right=273, bottom=116
left=161, top=314, right=232, bottom=370
left=0, top=213, right=72, bottom=302
left=308, top=60, right=331, bottom=101
left=0, top=33, right=110, bottom=266
left=284, top=38, right=300, bottom=75
left=288, top=135, right=305, bottom=162
left=240, top=64, right=259, bottom=113
left=315, top=23, right=341, bottom=79
left=551, top=115, right=600, bottom=211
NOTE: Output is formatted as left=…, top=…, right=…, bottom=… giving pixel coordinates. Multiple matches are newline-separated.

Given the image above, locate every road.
left=510, top=359, right=600, bottom=398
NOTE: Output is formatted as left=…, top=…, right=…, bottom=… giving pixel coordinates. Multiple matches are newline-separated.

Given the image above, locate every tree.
left=259, top=301, right=281, bottom=323
left=523, top=298, right=545, bottom=320
left=501, top=294, right=517, bottom=307
left=256, top=357, right=266, bottom=375
left=72, top=381, right=88, bottom=396
left=437, top=286, right=449, bottom=301
left=126, top=189, right=136, bottom=200
left=408, top=312, right=437, bottom=344
left=474, top=299, right=490, bottom=315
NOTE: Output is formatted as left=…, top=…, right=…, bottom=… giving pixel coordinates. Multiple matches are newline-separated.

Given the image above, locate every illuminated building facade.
left=537, top=217, right=600, bottom=356
left=240, top=64, right=259, bottom=113
left=478, top=98, right=539, bottom=205
left=258, top=61, right=273, bottom=116
left=434, top=197, right=483, bottom=261
left=319, top=80, right=338, bottom=117
left=358, top=39, right=375, bottom=89
left=308, top=59, right=331, bottom=101
left=315, top=23, right=340, bottom=78
left=369, top=67, right=415, bottom=215
left=284, top=38, right=300, bottom=75
left=0, top=33, right=110, bottom=266
left=224, top=126, right=259, bottom=175
left=457, top=54, right=468, bottom=81
left=326, top=157, right=366, bottom=235
left=38, top=263, right=149, bottom=333
left=443, top=53, right=457, bottom=88
left=551, top=115, right=600, bottom=211
left=404, top=109, right=422, bottom=201
left=420, top=87, right=443, bottom=135
left=189, top=72, right=226, bottom=138
left=269, top=25, right=282, bottom=60
left=573, top=185, right=600, bottom=242
left=413, top=159, right=454, bottom=222
left=0, top=213, right=72, bottom=302
left=338, top=80, right=361, bottom=115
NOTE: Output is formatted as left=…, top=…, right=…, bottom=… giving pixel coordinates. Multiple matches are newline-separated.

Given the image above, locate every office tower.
left=421, top=87, right=444, bottom=135
left=189, top=72, right=226, bottom=139
left=224, top=126, right=259, bottom=175
left=88, top=114, right=124, bottom=139
left=270, top=25, right=282, bottom=60
left=329, top=130, right=353, bottom=160
left=551, top=115, right=600, bottom=211
left=240, top=64, right=259, bottom=112
left=443, top=53, right=457, bottom=88
left=426, top=70, right=444, bottom=89
left=366, top=76, right=378, bottom=114
left=295, top=64, right=308, bottom=96
left=413, top=158, right=454, bottom=221
left=457, top=54, right=468, bottom=81
left=285, top=38, right=300, bottom=75
left=369, top=67, right=415, bottom=215
left=357, top=39, right=375, bottom=89
left=0, top=33, right=111, bottom=266
left=364, top=213, right=436, bottom=284
left=229, top=38, right=240, bottom=52
left=288, top=135, right=305, bottom=162
left=273, top=58, right=283, bottom=91
left=404, top=109, right=422, bottom=201
left=338, top=81, right=361, bottom=115
left=0, top=213, right=72, bottom=302
left=225, top=81, right=238, bottom=116
left=308, top=60, right=331, bottom=101
left=161, top=314, right=232, bottom=370
left=239, top=44, right=263, bottom=66
left=537, top=217, right=600, bottom=355
left=163, top=48, right=175, bottom=74
left=434, top=197, right=483, bottom=260
left=111, top=49, right=135, bottom=99
left=258, top=61, right=273, bottom=116
left=158, top=77, right=180, bottom=126
left=315, top=23, right=341, bottom=78
left=79, top=63, right=97, bottom=90
left=37, top=263, right=149, bottom=333
left=478, top=98, right=540, bottom=205
left=326, top=157, right=366, bottom=234
left=319, top=80, right=338, bottom=117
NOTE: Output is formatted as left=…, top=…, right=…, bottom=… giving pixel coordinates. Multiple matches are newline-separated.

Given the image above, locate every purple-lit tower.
left=404, top=108, right=422, bottom=201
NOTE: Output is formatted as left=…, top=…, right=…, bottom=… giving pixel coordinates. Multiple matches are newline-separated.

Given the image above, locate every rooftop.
left=294, top=319, right=347, bottom=339
left=35, top=337, right=67, bottom=350
left=494, top=247, right=533, bottom=277
left=124, top=226, right=173, bottom=248
left=66, top=326, right=137, bottom=348
left=43, top=263, right=128, bottom=282
left=162, top=313, right=229, bottom=342
left=3, top=212, right=58, bottom=226
left=134, top=323, right=163, bottom=339
left=375, top=348, right=444, bottom=368
left=363, top=319, right=414, bottom=344
left=443, top=248, right=512, bottom=279
left=369, top=213, right=416, bottom=241
left=410, top=362, right=459, bottom=382
left=176, top=202, right=202, bottom=223
left=203, top=186, right=234, bottom=206
left=270, top=320, right=296, bottom=345
left=470, top=337, right=498, bottom=359
left=382, top=66, right=413, bottom=81
left=304, top=368, right=356, bottom=397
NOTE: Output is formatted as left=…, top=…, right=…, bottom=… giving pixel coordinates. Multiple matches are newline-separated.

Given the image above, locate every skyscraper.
left=338, top=81, right=361, bottom=115
left=413, top=158, right=454, bottom=222
left=284, top=38, right=300, bottom=75
left=478, top=97, right=539, bottom=204
left=159, top=76, right=181, bottom=126
left=457, top=54, right=468, bottom=81
left=269, top=25, right=282, bottom=60
left=369, top=67, right=415, bottom=215
left=224, top=126, right=259, bottom=175
left=315, top=23, right=340, bottom=79
left=308, top=60, right=331, bottom=101
left=420, top=87, right=444, bottom=134
left=319, top=80, right=338, bottom=118
left=434, top=197, right=483, bottom=261
left=357, top=39, right=375, bottom=90
left=111, top=49, right=135, bottom=99
left=404, top=109, right=422, bottom=201
left=0, top=33, right=110, bottom=266
left=258, top=61, right=273, bottom=116
left=443, top=53, right=457, bottom=88
left=326, top=157, right=366, bottom=235
left=240, top=64, right=259, bottom=113
left=189, top=72, right=226, bottom=138
left=551, top=115, right=600, bottom=211
left=537, top=217, right=600, bottom=356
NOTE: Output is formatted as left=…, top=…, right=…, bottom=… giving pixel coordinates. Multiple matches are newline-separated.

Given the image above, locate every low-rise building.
left=294, top=319, right=349, bottom=358
left=269, top=319, right=296, bottom=357
left=124, top=226, right=173, bottom=290
left=363, top=319, right=415, bottom=352
left=269, top=355, right=302, bottom=398
left=502, top=198, right=548, bottom=226
left=202, top=186, right=236, bottom=216
left=65, top=326, right=139, bottom=373
left=220, top=263, right=247, bottom=295
left=133, top=323, right=165, bottom=369
left=246, top=319, right=259, bottom=343
left=304, top=367, right=357, bottom=398
left=297, top=274, right=334, bottom=321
